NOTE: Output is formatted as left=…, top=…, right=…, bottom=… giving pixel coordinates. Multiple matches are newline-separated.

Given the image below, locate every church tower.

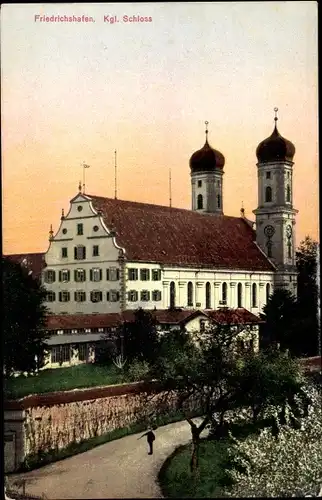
left=253, top=108, right=298, bottom=294
left=190, top=122, right=225, bottom=215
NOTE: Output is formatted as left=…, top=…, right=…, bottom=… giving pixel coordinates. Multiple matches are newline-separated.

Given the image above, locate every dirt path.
left=9, top=418, right=206, bottom=499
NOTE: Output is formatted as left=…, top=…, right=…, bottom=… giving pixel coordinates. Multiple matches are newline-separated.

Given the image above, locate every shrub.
left=126, top=359, right=150, bottom=382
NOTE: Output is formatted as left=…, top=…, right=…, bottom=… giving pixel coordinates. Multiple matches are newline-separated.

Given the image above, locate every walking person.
left=138, top=427, right=156, bottom=455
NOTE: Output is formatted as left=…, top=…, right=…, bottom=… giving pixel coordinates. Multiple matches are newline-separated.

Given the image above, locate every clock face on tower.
left=264, top=225, right=275, bottom=238
left=286, top=225, right=292, bottom=238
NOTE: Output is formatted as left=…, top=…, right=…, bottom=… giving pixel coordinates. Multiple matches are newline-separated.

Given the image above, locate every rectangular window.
left=152, top=290, right=162, bottom=301
left=107, top=267, right=120, bottom=281
left=51, top=346, right=60, bottom=364
left=62, top=345, right=71, bottom=363
left=46, top=291, right=56, bottom=302
left=78, top=344, right=87, bottom=361
left=128, top=268, right=138, bottom=281
left=74, top=246, right=86, bottom=260
left=74, top=291, right=86, bottom=302
left=197, top=180, right=202, bottom=187
left=91, top=291, right=103, bottom=303
left=266, top=171, right=271, bottom=179
left=77, top=223, right=83, bottom=235
left=59, top=291, right=70, bottom=302
left=128, top=290, right=138, bottom=302
left=45, top=270, right=56, bottom=283
left=93, top=245, right=99, bottom=257
left=62, top=247, right=68, bottom=258
left=59, top=270, right=70, bottom=282
left=141, top=290, right=150, bottom=301
left=74, top=269, right=86, bottom=282
left=90, top=268, right=102, bottom=282
left=152, top=269, right=161, bottom=281
left=140, top=269, right=150, bottom=281
left=107, top=290, right=120, bottom=302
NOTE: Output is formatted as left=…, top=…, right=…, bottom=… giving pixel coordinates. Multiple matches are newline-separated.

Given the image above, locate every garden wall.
left=4, top=381, right=199, bottom=472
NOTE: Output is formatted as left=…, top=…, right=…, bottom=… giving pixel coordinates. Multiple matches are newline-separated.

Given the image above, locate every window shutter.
left=52, top=271, right=56, bottom=282
left=90, top=269, right=93, bottom=281
left=74, top=292, right=77, bottom=301
left=83, top=247, right=86, bottom=259
left=106, top=292, right=110, bottom=301
left=67, top=270, right=70, bottom=281
left=99, top=269, right=102, bottom=280
left=74, top=270, right=77, bottom=282
left=59, top=271, right=62, bottom=282
left=59, top=292, right=62, bottom=302
left=106, top=269, right=110, bottom=280
left=116, top=269, right=120, bottom=280
left=83, top=270, right=86, bottom=281
left=99, top=292, right=102, bottom=301
left=135, top=291, right=138, bottom=301
left=74, top=247, right=77, bottom=260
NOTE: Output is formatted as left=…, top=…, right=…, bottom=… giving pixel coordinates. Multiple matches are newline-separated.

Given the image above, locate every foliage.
left=225, top=383, right=322, bottom=497
left=2, top=257, right=50, bottom=377
left=94, top=338, right=118, bottom=365
left=122, top=308, right=160, bottom=363
left=126, top=358, right=150, bottom=382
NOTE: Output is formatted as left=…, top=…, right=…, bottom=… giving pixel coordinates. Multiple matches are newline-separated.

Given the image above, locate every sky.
left=1, top=1, right=319, bottom=254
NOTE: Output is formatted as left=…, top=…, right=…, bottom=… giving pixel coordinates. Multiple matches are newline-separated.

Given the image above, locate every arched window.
left=265, top=186, right=272, bottom=202
left=170, top=281, right=176, bottom=309
left=187, top=281, right=193, bottom=307
left=286, top=185, right=291, bottom=202
left=266, top=283, right=271, bottom=303
left=217, top=194, right=221, bottom=209
left=237, top=283, right=243, bottom=308
left=205, top=282, right=211, bottom=309
left=222, top=282, right=227, bottom=304
left=267, top=240, right=273, bottom=258
left=197, top=194, right=203, bottom=210
left=252, top=283, right=257, bottom=308
left=287, top=241, right=292, bottom=259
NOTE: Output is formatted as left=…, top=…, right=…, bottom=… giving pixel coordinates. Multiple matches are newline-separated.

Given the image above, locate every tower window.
left=197, top=180, right=202, bottom=187
left=267, top=241, right=273, bottom=258
left=287, top=241, right=292, bottom=259
left=286, top=185, right=291, bottom=202
left=252, top=283, right=257, bottom=308
left=187, top=282, right=193, bottom=306
left=217, top=194, right=221, bottom=209
left=266, top=171, right=271, bottom=179
left=197, top=194, right=203, bottom=210
left=265, top=186, right=272, bottom=202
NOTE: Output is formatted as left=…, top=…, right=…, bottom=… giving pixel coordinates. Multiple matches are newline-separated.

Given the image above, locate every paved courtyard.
left=9, top=418, right=206, bottom=499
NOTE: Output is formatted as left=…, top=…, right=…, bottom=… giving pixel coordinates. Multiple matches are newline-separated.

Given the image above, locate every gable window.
left=59, top=291, right=70, bottom=302
left=265, top=186, right=272, bottom=202
left=62, top=247, right=68, bottom=258
left=197, top=194, right=203, bottom=210
left=205, top=282, right=211, bottom=309
left=286, top=185, right=291, bottom=203
left=93, top=245, right=99, bottom=257
left=128, top=290, right=138, bottom=302
left=44, top=270, right=56, bottom=283
left=74, top=269, right=86, bottom=282
left=75, top=291, right=86, bottom=302
left=90, top=268, right=102, bottom=282
left=266, top=283, right=271, bottom=303
left=74, top=245, right=86, bottom=260
left=217, top=194, right=221, bottom=209
left=107, top=267, right=120, bottom=281
left=107, top=290, right=120, bottom=302
left=140, top=268, right=150, bottom=281
left=141, top=290, right=150, bottom=301
left=237, top=283, right=243, bottom=308
left=90, top=291, right=102, bottom=303
left=59, top=270, right=70, bottom=282
left=77, top=223, right=83, bottom=235
left=128, top=268, right=138, bottom=280
left=222, top=282, right=227, bottom=303
left=152, top=290, right=162, bottom=301
left=152, top=269, right=161, bottom=281
left=46, top=291, right=56, bottom=302
left=266, top=171, right=271, bottom=179
left=252, top=283, right=257, bottom=308
left=197, top=180, right=202, bottom=187
left=170, top=281, right=176, bottom=309
left=187, top=282, right=193, bottom=307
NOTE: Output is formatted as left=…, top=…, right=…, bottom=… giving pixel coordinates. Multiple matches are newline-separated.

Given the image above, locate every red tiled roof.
left=4, top=252, right=46, bottom=279
left=88, top=195, right=274, bottom=271
left=122, top=309, right=207, bottom=325
left=46, top=313, right=121, bottom=330
left=205, top=308, right=264, bottom=325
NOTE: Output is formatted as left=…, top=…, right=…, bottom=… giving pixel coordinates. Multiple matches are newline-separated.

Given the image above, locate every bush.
left=126, top=359, right=150, bottom=382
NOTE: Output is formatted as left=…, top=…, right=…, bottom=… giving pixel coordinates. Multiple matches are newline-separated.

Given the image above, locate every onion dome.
left=190, top=121, right=225, bottom=173
left=256, top=108, right=295, bottom=163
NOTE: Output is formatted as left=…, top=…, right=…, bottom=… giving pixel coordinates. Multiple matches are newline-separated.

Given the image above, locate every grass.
left=159, top=438, right=234, bottom=498
left=18, top=408, right=203, bottom=472
left=4, top=364, right=130, bottom=399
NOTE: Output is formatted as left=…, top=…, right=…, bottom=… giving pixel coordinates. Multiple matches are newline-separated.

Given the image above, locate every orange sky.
left=1, top=2, right=319, bottom=254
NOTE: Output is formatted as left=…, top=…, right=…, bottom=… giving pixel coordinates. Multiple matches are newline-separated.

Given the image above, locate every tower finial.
left=49, top=224, right=54, bottom=240
left=274, top=107, right=278, bottom=123
left=205, top=120, right=209, bottom=143
left=240, top=201, right=245, bottom=217
left=78, top=180, right=82, bottom=192
left=61, top=208, right=65, bottom=220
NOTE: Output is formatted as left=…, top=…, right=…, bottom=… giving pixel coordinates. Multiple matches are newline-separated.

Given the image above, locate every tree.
left=3, top=257, right=50, bottom=377
left=260, top=289, right=298, bottom=354
left=296, top=236, right=320, bottom=356
left=122, top=308, right=160, bottom=364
